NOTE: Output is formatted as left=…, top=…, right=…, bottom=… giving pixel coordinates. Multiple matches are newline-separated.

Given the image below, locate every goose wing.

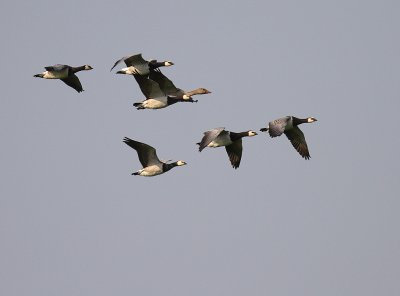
left=149, top=69, right=183, bottom=96
left=60, top=74, right=83, bottom=92
left=110, top=53, right=147, bottom=71
left=284, top=126, right=310, bottom=159
left=268, top=116, right=291, bottom=137
left=198, top=127, right=226, bottom=152
left=123, top=54, right=147, bottom=67
left=225, top=139, right=243, bottom=169
left=45, top=64, right=69, bottom=72
left=133, top=75, right=165, bottom=99
left=123, top=137, right=161, bottom=167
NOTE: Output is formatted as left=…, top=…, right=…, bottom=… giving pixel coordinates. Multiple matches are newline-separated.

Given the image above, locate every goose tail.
left=133, top=102, right=145, bottom=110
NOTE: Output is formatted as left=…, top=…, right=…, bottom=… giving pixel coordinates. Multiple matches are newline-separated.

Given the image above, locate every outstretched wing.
left=225, top=139, right=243, bottom=169
left=268, top=116, right=291, bottom=137
left=60, top=74, right=83, bottom=92
left=149, top=69, right=183, bottom=96
left=284, top=126, right=310, bottom=159
left=198, top=127, right=225, bottom=152
left=123, top=137, right=160, bottom=167
left=123, top=54, right=147, bottom=67
left=133, top=75, right=165, bottom=99
left=110, top=53, right=147, bottom=71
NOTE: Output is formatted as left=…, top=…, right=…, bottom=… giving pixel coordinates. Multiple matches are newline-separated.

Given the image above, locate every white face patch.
left=307, top=117, right=316, bottom=123
left=183, top=94, right=190, bottom=100
left=177, top=160, right=186, bottom=166
left=248, top=131, right=258, bottom=136
left=165, top=61, right=173, bottom=66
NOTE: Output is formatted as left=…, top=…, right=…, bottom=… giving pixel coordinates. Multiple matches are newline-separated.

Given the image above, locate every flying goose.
left=149, top=69, right=211, bottom=98
left=34, top=64, right=93, bottom=93
left=197, top=128, right=258, bottom=169
left=111, top=53, right=173, bottom=76
left=260, top=116, right=317, bottom=159
left=123, top=137, right=187, bottom=176
left=132, top=75, right=198, bottom=110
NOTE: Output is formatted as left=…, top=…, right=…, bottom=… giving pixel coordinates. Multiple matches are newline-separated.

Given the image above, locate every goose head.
left=84, top=65, right=93, bottom=70
left=307, top=117, right=317, bottom=123
left=176, top=160, right=187, bottom=166
left=163, top=61, right=174, bottom=67
left=247, top=130, right=258, bottom=137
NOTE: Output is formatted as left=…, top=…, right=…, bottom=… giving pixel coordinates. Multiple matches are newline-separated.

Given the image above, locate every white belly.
left=139, top=164, right=163, bottom=176
left=43, top=69, right=68, bottom=79
left=123, top=65, right=149, bottom=75
left=142, top=98, right=168, bottom=109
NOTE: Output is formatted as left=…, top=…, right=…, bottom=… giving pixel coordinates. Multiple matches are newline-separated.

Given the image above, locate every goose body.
left=206, top=131, right=233, bottom=148
left=123, top=137, right=186, bottom=176
left=41, top=67, right=69, bottom=79
left=197, top=128, right=257, bottom=169
left=132, top=75, right=197, bottom=110
left=112, top=53, right=173, bottom=76
left=149, top=69, right=211, bottom=98
left=34, top=64, right=93, bottom=92
left=260, top=116, right=317, bottom=159
left=133, top=98, right=185, bottom=110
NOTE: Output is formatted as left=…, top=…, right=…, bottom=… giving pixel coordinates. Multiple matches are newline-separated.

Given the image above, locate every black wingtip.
left=231, top=161, right=240, bottom=169
left=196, top=142, right=204, bottom=152
left=260, top=128, right=268, bottom=132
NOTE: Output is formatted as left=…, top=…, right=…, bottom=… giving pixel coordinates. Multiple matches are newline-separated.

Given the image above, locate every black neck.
left=229, top=131, right=249, bottom=141
left=70, top=65, right=86, bottom=73
left=292, top=117, right=308, bottom=126
left=167, top=96, right=180, bottom=105
left=149, top=61, right=166, bottom=69
left=162, top=162, right=178, bottom=172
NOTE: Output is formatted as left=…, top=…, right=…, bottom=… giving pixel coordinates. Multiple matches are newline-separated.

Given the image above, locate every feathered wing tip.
left=284, top=127, right=311, bottom=160
left=34, top=74, right=44, bottom=78
left=260, top=127, right=269, bottom=132
left=197, top=142, right=206, bottom=152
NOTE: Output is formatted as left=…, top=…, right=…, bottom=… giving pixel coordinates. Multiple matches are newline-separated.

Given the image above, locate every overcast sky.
left=1, top=1, right=400, bottom=295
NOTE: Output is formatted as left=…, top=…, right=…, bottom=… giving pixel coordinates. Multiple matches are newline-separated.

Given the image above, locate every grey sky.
left=1, top=0, right=400, bottom=295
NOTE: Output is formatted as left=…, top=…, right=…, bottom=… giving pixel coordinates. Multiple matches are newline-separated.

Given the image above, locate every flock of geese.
left=34, top=53, right=318, bottom=176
